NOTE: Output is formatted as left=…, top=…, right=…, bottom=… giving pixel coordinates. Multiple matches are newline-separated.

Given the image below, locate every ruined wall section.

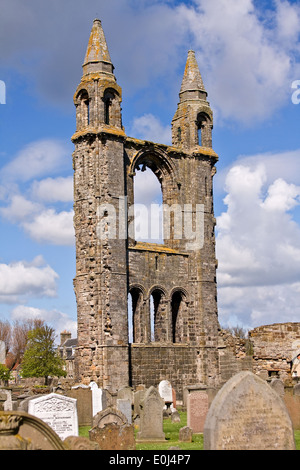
left=73, top=133, right=129, bottom=391
left=125, top=138, right=220, bottom=388
left=249, top=323, right=300, bottom=382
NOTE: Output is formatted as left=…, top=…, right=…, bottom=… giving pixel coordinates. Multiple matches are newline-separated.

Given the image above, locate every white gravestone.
left=0, top=341, right=5, bottom=364
left=89, top=381, right=103, bottom=416
left=158, top=380, right=175, bottom=410
left=28, top=393, right=78, bottom=440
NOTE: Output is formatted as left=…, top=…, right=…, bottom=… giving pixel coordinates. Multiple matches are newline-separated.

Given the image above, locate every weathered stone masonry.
left=72, top=19, right=220, bottom=398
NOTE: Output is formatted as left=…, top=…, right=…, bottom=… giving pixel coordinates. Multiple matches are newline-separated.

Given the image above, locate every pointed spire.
left=82, top=19, right=114, bottom=76
left=180, top=50, right=207, bottom=98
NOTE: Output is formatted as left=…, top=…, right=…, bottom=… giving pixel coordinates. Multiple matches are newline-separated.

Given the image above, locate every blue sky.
left=0, top=0, right=300, bottom=340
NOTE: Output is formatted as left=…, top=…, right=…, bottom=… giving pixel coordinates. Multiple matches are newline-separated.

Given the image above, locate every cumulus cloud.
left=1, top=139, right=70, bottom=182
left=216, top=161, right=300, bottom=328
left=179, top=0, right=300, bottom=123
left=11, top=305, right=77, bottom=340
left=130, top=114, right=171, bottom=145
left=1, top=1, right=298, bottom=124
left=0, top=256, right=59, bottom=303
left=30, top=176, right=73, bottom=202
left=0, top=141, right=74, bottom=246
left=22, top=208, right=74, bottom=245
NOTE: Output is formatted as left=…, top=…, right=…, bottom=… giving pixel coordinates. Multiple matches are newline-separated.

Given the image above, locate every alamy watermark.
left=96, top=197, right=205, bottom=250
left=291, top=80, right=300, bottom=105
left=0, top=80, right=6, bottom=104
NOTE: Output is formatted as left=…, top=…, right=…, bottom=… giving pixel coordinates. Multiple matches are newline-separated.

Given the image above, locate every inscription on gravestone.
left=204, top=371, right=296, bottom=450
left=187, top=389, right=209, bottom=433
left=28, top=393, right=78, bottom=440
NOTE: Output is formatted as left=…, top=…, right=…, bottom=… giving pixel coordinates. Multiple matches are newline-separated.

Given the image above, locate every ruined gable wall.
left=249, top=322, right=300, bottom=382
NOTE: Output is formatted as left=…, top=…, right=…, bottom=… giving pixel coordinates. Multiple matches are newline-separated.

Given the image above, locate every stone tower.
left=72, top=19, right=220, bottom=397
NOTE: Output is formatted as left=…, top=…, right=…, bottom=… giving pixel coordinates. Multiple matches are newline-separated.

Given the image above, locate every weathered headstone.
left=117, top=398, right=132, bottom=424
left=117, top=386, right=133, bottom=403
left=0, top=341, right=5, bottom=365
left=0, top=410, right=66, bottom=450
left=0, top=389, right=12, bottom=411
left=68, top=385, right=93, bottom=426
left=270, top=378, right=285, bottom=396
left=102, top=388, right=114, bottom=409
left=28, top=393, right=78, bottom=441
left=136, top=386, right=165, bottom=442
left=93, top=406, right=128, bottom=428
left=89, top=422, right=136, bottom=450
left=89, top=381, right=103, bottom=416
left=187, top=385, right=209, bottom=433
left=204, top=371, right=296, bottom=450
left=179, top=426, right=193, bottom=442
left=294, top=383, right=300, bottom=396
left=171, top=409, right=181, bottom=423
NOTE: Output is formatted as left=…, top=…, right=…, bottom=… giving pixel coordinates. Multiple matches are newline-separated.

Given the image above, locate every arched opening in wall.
left=196, top=112, right=211, bottom=147
left=103, top=88, right=118, bottom=126
left=76, top=89, right=90, bottom=127
left=171, top=290, right=187, bottom=343
left=128, top=288, right=146, bottom=344
left=150, top=289, right=167, bottom=342
left=133, top=166, right=163, bottom=243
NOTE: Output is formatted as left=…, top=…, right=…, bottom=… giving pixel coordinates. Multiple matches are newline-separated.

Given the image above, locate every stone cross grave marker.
left=28, top=393, right=78, bottom=441
left=203, top=371, right=296, bottom=450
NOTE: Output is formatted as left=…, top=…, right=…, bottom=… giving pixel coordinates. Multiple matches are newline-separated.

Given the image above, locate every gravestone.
left=68, top=385, right=92, bottom=426
left=93, top=406, right=128, bottom=428
left=117, top=398, right=132, bottom=424
left=89, top=381, right=103, bottom=416
left=117, top=386, right=133, bottom=404
left=204, top=371, right=296, bottom=450
left=28, top=393, right=78, bottom=441
left=89, top=422, right=136, bottom=450
left=0, top=410, right=66, bottom=450
left=270, top=378, right=285, bottom=396
left=136, top=386, right=165, bottom=442
left=0, top=389, right=12, bottom=411
left=171, top=410, right=181, bottom=423
left=0, top=341, right=5, bottom=364
left=179, top=426, right=193, bottom=442
left=158, top=380, right=173, bottom=405
left=102, top=388, right=114, bottom=409
left=294, top=383, right=300, bottom=396
left=187, top=385, right=209, bottom=433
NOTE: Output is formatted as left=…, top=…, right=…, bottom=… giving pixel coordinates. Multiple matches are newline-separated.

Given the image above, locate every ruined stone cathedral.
left=72, top=19, right=221, bottom=399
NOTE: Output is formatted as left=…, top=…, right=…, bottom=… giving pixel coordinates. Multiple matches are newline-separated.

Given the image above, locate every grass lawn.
left=80, top=410, right=300, bottom=450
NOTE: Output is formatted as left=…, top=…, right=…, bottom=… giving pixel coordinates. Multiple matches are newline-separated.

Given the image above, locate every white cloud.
left=0, top=257, right=59, bottom=303
left=1, top=139, right=70, bottom=182
left=30, top=176, right=73, bottom=202
left=130, top=114, right=171, bottom=145
left=179, top=0, right=300, bottom=123
left=0, top=1, right=299, bottom=124
left=11, top=305, right=77, bottom=340
left=23, top=209, right=74, bottom=246
left=216, top=160, right=300, bottom=328
left=0, top=141, right=74, bottom=246
left=0, top=194, right=42, bottom=223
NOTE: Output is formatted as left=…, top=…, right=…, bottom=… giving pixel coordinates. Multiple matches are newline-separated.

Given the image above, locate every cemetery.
left=0, top=373, right=300, bottom=450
